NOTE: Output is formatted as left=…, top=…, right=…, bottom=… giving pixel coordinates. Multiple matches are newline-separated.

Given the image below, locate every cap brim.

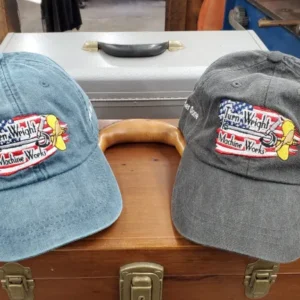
left=0, top=146, right=122, bottom=262
left=172, top=146, right=300, bottom=263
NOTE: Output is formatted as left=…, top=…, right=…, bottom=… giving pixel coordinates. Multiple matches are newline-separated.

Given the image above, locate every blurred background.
left=0, top=0, right=299, bottom=57
left=17, top=0, right=166, bottom=32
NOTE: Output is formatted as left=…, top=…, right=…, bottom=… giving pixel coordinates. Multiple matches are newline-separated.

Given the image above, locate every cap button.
left=267, top=51, right=284, bottom=63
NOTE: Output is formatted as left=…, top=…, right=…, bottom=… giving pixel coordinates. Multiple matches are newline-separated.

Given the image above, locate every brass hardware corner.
left=120, top=262, right=164, bottom=300
left=0, top=263, right=35, bottom=300
left=244, top=260, right=279, bottom=299
left=82, top=41, right=99, bottom=52
left=168, top=41, right=184, bottom=51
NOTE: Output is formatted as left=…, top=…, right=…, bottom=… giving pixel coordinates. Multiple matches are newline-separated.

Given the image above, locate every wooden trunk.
left=165, top=0, right=203, bottom=31
left=0, top=0, right=20, bottom=43
left=0, top=120, right=299, bottom=300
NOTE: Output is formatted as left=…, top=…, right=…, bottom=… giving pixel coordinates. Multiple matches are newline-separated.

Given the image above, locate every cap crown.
left=179, top=51, right=300, bottom=184
left=0, top=52, right=99, bottom=189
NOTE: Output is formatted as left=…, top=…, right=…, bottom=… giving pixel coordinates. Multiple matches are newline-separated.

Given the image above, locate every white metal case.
left=0, top=31, right=267, bottom=118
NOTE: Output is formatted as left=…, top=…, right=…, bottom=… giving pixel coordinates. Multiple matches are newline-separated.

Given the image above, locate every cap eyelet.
left=231, top=81, right=242, bottom=88
left=39, top=81, right=49, bottom=88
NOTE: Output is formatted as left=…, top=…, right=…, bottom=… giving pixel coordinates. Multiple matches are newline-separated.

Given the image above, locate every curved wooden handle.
left=99, top=119, right=186, bottom=156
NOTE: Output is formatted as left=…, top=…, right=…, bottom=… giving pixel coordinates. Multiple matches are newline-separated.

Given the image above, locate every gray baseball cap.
left=172, top=50, right=300, bottom=263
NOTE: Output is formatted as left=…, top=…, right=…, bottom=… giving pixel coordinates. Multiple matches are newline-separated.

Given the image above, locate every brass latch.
left=120, top=262, right=163, bottom=300
left=0, top=263, right=35, bottom=300
left=244, top=260, right=279, bottom=299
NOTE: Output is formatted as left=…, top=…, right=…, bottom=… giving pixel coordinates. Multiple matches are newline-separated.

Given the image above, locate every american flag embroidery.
left=0, top=114, right=68, bottom=176
left=216, top=99, right=300, bottom=161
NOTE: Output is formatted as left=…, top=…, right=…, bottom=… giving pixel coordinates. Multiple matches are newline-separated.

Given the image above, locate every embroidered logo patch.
left=216, top=99, right=300, bottom=160
left=0, top=114, right=68, bottom=176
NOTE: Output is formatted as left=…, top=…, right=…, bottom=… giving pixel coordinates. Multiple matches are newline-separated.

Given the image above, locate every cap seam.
left=8, top=60, right=91, bottom=128
left=226, top=57, right=268, bottom=71
left=0, top=198, right=112, bottom=239
left=179, top=201, right=295, bottom=238
left=0, top=195, right=122, bottom=249
left=282, top=59, right=300, bottom=78
left=203, top=51, right=268, bottom=76
left=0, top=60, right=22, bottom=114
left=175, top=206, right=293, bottom=262
left=245, top=64, right=276, bottom=177
left=185, top=144, right=300, bottom=185
left=8, top=60, right=94, bottom=141
left=181, top=197, right=297, bottom=234
left=263, top=64, right=277, bottom=108
left=183, top=71, right=218, bottom=142
left=1, top=58, right=43, bottom=180
left=200, top=58, right=268, bottom=87
left=0, top=144, right=99, bottom=192
left=6, top=55, right=73, bottom=74
left=184, top=59, right=269, bottom=144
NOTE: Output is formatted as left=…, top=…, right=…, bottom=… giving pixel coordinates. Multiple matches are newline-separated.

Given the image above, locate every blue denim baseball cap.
left=0, top=52, right=122, bottom=262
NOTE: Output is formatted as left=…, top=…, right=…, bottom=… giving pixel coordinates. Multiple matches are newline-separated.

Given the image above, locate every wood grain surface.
left=248, top=0, right=300, bottom=21
left=165, top=0, right=203, bottom=31
left=165, top=0, right=188, bottom=31
left=0, top=0, right=20, bottom=43
left=186, top=0, right=204, bottom=30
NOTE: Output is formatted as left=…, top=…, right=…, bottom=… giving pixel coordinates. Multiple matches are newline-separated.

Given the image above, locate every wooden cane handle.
left=98, top=119, right=186, bottom=156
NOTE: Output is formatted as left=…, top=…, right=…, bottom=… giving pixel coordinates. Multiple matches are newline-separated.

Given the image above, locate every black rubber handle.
left=98, top=41, right=169, bottom=57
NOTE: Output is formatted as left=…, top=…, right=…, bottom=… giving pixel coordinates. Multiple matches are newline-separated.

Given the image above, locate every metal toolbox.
left=0, top=31, right=267, bottom=118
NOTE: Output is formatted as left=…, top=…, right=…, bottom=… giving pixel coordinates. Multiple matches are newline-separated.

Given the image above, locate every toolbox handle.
left=82, top=41, right=184, bottom=57
left=98, top=119, right=186, bottom=156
